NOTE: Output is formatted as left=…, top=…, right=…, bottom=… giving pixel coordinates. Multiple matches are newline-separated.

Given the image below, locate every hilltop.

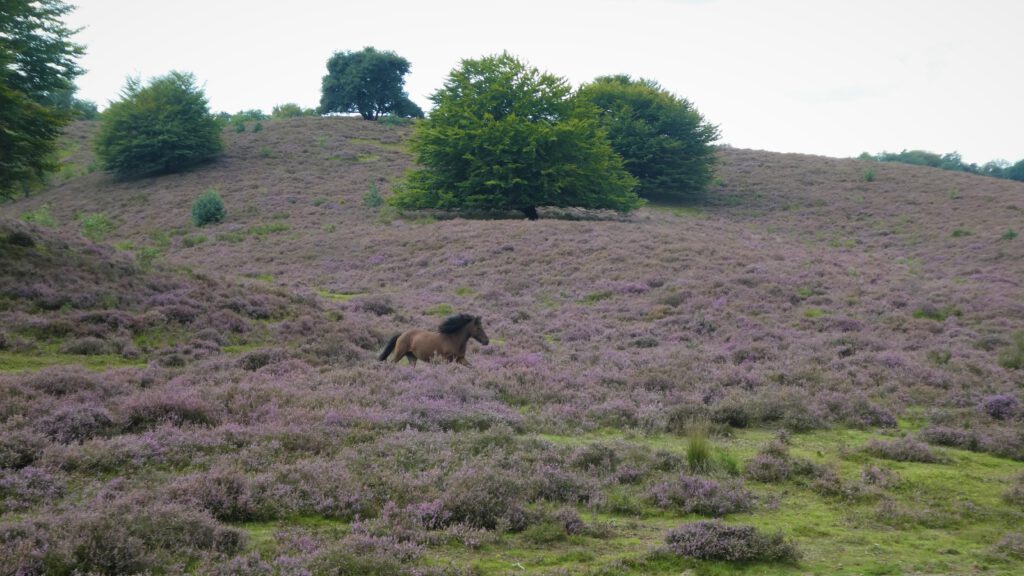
left=1, top=117, right=1023, bottom=575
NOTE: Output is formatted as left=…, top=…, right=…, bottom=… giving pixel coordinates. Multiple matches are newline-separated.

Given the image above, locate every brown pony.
left=378, top=314, right=490, bottom=366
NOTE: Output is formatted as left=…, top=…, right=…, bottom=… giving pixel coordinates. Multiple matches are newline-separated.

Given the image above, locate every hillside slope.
left=1, top=118, right=1023, bottom=575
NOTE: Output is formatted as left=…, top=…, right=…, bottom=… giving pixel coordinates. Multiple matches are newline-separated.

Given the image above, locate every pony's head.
left=439, top=313, right=489, bottom=345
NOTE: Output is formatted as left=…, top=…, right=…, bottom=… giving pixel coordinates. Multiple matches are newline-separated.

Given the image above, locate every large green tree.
left=0, top=0, right=84, bottom=199
left=319, top=47, right=423, bottom=120
left=577, top=75, right=719, bottom=201
left=1006, top=158, right=1024, bottom=182
left=391, top=53, right=641, bottom=219
left=95, top=72, right=222, bottom=179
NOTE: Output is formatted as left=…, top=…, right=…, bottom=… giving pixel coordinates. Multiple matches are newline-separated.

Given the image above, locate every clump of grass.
left=686, top=417, right=713, bottom=474
left=425, top=303, right=454, bottom=316
left=182, top=235, right=206, bottom=248
left=1002, top=228, right=1019, bottom=241
left=912, top=304, right=960, bottom=322
left=21, top=204, right=57, bottom=227
left=951, top=228, right=972, bottom=237
left=999, top=331, right=1024, bottom=369
left=862, top=169, right=876, bottom=182
left=79, top=213, right=117, bottom=242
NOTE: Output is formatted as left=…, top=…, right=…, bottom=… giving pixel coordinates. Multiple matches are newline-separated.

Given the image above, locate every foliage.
left=271, top=103, right=315, bottom=118
left=192, top=188, right=226, bottom=226
left=363, top=182, right=385, bottom=208
left=391, top=52, right=641, bottom=218
left=1006, top=159, right=1024, bottom=182
left=96, top=72, right=223, bottom=179
left=319, top=47, right=423, bottom=120
left=0, top=0, right=84, bottom=199
left=998, top=331, right=1024, bottom=370
left=576, top=75, right=719, bottom=201
left=20, top=204, right=58, bottom=227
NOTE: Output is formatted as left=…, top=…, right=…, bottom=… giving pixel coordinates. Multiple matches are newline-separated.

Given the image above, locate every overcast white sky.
left=67, top=0, right=1024, bottom=164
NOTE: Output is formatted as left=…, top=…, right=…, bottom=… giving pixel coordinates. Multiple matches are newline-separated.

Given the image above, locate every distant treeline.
left=860, top=150, right=1024, bottom=182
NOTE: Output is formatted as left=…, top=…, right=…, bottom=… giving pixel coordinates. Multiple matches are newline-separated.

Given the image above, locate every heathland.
left=1, top=117, right=1023, bottom=574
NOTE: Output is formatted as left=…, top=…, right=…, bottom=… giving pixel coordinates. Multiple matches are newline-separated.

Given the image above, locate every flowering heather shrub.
left=168, top=467, right=279, bottom=521
left=443, top=466, right=528, bottom=530
left=919, top=425, right=977, bottom=450
left=122, top=386, right=220, bottom=431
left=20, top=365, right=101, bottom=396
left=0, top=426, right=46, bottom=469
left=861, top=464, right=902, bottom=489
left=1003, top=474, right=1024, bottom=507
left=37, top=403, right=114, bottom=443
left=865, top=436, right=946, bottom=463
left=528, top=463, right=594, bottom=504
left=664, top=520, right=800, bottom=562
left=0, top=467, right=65, bottom=512
left=980, top=394, right=1020, bottom=421
left=991, top=533, right=1024, bottom=560
left=649, top=474, right=754, bottom=516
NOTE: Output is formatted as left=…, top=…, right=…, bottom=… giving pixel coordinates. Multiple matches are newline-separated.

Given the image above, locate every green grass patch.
left=425, top=303, right=455, bottom=316
left=0, top=351, right=145, bottom=372
left=582, top=290, right=614, bottom=304
left=804, top=307, right=827, bottom=319
left=317, top=289, right=364, bottom=302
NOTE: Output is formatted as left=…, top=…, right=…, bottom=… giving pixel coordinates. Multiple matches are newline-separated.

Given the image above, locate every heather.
left=1, top=117, right=1023, bottom=574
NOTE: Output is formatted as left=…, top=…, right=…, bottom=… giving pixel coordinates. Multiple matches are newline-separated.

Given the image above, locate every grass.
left=0, top=350, right=146, bottom=372
left=317, top=289, right=364, bottom=302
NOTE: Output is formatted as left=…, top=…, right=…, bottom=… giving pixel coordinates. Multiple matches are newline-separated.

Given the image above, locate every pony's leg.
left=392, top=337, right=411, bottom=364
left=405, top=352, right=417, bottom=366
left=456, top=356, right=471, bottom=367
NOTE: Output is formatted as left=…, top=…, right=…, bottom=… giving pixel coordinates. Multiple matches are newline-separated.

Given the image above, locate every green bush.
left=392, top=53, right=640, bottom=219
left=271, top=103, right=307, bottom=118
left=576, top=75, right=719, bottom=201
left=95, top=72, right=222, bottom=179
left=192, top=189, right=226, bottom=226
left=363, top=183, right=385, bottom=208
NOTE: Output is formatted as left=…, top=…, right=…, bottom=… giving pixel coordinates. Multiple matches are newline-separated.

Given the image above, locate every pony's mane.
left=438, top=313, right=477, bottom=334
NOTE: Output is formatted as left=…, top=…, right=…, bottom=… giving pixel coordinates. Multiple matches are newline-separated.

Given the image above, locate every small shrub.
left=665, top=520, right=800, bottom=562
left=37, top=404, right=114, bottom=443
left=443, top=466, right=527, bottom=530
left=60, top=336, right=115, bottom=355
left=1002, top=228, right=1018, bottom=241
left=192, top=189, right=226, bottom=226
left=79, top=212, right=116, bottom=241
left=521, top=521, right=567, bottom=544
left=253, top=122, right=263, bottom=133
left=363, top=182, right=385, bottom=208
left=0, top=467, right=65, bottom=512
left=865, top=436, right=945, bottom=463
left=951, top=228, right=972, bottom=237
left=862, top=169, right=875, bottom=182
left=991, top=533, right=1024, bottom=560
left=136, top=246, right=161, bottom=271
left=649, top=475, right=754, bottom=517
left=980, top=394, right=1020, bottom=421
left=1003, top=474, right=1024, bottom=508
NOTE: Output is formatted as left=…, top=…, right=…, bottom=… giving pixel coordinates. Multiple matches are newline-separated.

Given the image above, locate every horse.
left=378, top=313, right=490, bottom=366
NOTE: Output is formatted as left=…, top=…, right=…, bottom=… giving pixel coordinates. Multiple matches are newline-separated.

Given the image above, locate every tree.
left=95, top=72, right=223, bottom=179
left=0, top=0, right=84, bottom=199
left=577, top=75, right=720, bottom=201
left=319, top=47, right=423, bottom=120
left=391, top=53, right=641, bottom=219
left=1007, top=159, right=1024, bottom=182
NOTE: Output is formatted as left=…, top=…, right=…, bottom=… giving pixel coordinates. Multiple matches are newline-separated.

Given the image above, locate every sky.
left=66, top=0, right=1024, bottom=164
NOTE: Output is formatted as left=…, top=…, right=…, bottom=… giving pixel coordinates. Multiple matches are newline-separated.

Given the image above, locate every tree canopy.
left=577, top=75, right=720, bottom=201
left=319, top=47, right=423, bottom=120
left=391, top=53, right=641, bottom=219
left=0, top=0, right=84, bottom=199
left=95, top=72, right=223, bottom=179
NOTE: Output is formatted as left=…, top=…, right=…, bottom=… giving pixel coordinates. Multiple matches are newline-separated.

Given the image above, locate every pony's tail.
left=378, top=334, right=399, bottom=361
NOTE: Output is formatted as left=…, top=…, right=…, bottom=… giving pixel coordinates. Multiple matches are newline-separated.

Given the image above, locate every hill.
left=1, top=117, right=1023, bottom=575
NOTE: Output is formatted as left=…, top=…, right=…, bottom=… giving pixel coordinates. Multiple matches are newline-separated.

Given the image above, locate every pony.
left=378, top=313, right=490, bottom=366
